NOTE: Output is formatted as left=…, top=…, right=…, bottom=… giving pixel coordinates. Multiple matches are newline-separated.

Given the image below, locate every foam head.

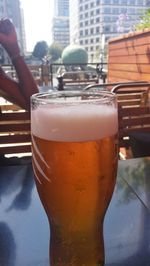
left=31, top=103, right=118, bottom=142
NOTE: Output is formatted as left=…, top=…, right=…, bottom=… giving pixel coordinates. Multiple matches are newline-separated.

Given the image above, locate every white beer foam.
left=31, top=104, right=118, bottom=142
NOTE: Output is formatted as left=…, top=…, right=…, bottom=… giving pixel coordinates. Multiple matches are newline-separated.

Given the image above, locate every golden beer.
left=31, top=91, right=118, bottom=266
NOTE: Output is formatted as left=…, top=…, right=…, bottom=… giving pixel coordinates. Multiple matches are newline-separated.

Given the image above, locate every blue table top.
left=0, top=157, right=150, bottom=266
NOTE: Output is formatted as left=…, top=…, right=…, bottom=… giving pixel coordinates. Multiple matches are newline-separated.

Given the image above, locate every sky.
left=20, top=0, right=54, bottom=52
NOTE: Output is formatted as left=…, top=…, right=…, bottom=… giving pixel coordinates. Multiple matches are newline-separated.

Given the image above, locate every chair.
left=84, top=80, right=149, bottom=92
left=0, top=101, right=31, bottom=157
left=111, top=82, right=150, bottom=158
left=84, top=81, right=150, bottom=159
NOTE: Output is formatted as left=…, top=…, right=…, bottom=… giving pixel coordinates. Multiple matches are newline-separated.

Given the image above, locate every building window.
left=90, top=28, right=94, bottom=34
left=85, top=4, right=88, bottom=9
left=137, top=0, right=143, bottom=4
left=96, top=9, right=100, bottom=15
left=128, top=0, right=135, bottom=5
left=90, top=2, right=94, bottom=7
left=96, top=26, right=100, bottom=33
left=104, top=0, right=111, bottom=3
left=128, top=8, right=134, bottom=14
left=90, top=19, right=94, bottom=24
left=90, top=47, right=93, bottom=51
left=79, top=14, right=83, bottom=20
left=103, top=16, right=111, bottom=21
left=96, top=17, right=100, bottom=23
left=90, top=10, right=94, bottom=16
left=80, top=40, right=83, bottom=45
left=90, top=39, right=94, bottom=43
left=85, top=12, right=88, bottom=18
left=103, top=25, right=111, bottom=32
left=85, top=39, right=88, bottom=44
left=0, top=6, right=4, bottom=13
left=80, top=22, right=83, bottom=27
left=103, top=8, right=111, bottom=14
left=137, top=9, right=144, bottom=15
left=85, top=20, right=88, bottom=26
left=96, top=0, right=100, bottom=4
left=113, top=8, right=119, bottom=14
left=96, top=37, right=100, bottom=42
left=80, top=30, right=83, bottom=36
left=120, top=8, right=127, bottom=13
left=120, top=0, right=127, bottom=4
left=85, top=29, right=88, bottom=35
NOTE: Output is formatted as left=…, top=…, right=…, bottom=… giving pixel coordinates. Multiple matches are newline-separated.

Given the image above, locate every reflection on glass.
left=115, top=158, right=150, bottom=264
left=117, top=158, right=150, bottom=205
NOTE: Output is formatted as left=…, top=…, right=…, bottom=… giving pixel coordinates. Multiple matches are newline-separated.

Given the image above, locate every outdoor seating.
left=85, top=81, right=150, bottom=159
left=111, top=82, right=150, bottom=158
left=0, top=81, right=149, bottom=159
left=0, top=102, right=31, bottom=156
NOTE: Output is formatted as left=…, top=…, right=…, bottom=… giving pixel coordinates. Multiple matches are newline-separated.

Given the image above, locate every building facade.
left=70, top=0, right=150, bottom=62
left=52, top=0, right=70, bottom=48
left=0, top=0, right=26, bottom=63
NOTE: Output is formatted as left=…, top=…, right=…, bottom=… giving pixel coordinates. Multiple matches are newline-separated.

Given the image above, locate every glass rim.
left=31, top=90, right=116, bottom=105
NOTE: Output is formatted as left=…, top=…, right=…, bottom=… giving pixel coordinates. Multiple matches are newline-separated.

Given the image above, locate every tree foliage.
left=135, top=9, right=150, bottom=30
left=32, top=41, right=48, bottom=60
left=49, top=42, right=63, bottom=62
left=62, top=45, right=88, bottom=64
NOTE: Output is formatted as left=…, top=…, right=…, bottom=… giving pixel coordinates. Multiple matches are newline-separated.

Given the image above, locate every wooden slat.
left=120, top=116, right=150, bottom=127
left=0, top=112, right=30, bottom=121
left=108, top=77, right=134, bottom=83
left=119, top=126, right=150, bottom=136
left=0, top=134, right=31, bottom=144
left=109, top=44, right=150, bottom=57
left=108, top=69, right=150, bottom=80
left=108, top=54, right=150, bottom=65
left=108, top=63, right=150, bottom=74
left=118, top=100, right=142, bottom=107
left=118, top=94, right=142, bottom=100
left=0, top=145, right=31, bottom=155
left=119, top=106, right=150, bottom=116
left=0, top=102, right=31, bottom=155
left=0, top=123, right=30, bottom=132
left=0, top=104, right=22, bottom=111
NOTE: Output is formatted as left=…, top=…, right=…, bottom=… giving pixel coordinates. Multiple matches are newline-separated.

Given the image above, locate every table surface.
left=0, top=156, right=150, bottom=266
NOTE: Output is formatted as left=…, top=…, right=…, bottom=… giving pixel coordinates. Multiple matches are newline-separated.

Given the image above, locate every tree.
left=49, top=42, right=63, bottom=62
left=32, top=41, right=48, bottom=60
left=62, top=45, right=88, bottom=64
left=135, top=9, right=150, bottom=30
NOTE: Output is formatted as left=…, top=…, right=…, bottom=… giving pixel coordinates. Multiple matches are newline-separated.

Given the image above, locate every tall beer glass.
left=31, top=90, right=118, bottom=266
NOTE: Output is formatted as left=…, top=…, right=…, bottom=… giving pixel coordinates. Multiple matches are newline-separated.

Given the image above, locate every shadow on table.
left=0, top=157, right=34, bottom=211
left=7, top=165, right=34, bottom=211
left=0, top=222, right=16, bottom=266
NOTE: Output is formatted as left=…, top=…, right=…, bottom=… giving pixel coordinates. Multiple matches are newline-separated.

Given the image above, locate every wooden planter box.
left=108, top=29, right=150, bottom=83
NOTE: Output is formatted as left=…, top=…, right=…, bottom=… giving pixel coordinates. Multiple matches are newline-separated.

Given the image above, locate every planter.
left=108, top=29, right=150, bottom=83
